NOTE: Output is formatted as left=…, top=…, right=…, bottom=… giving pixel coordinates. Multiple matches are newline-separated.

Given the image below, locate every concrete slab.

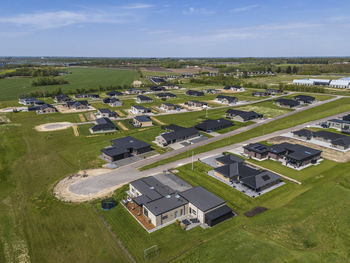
left=153, top=172, right=192, bottom=192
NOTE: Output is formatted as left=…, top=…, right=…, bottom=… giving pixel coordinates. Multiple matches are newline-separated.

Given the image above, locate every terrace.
left=123, top=200, right=155, bottom=231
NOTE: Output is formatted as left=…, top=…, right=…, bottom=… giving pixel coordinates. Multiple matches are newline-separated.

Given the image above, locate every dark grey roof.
left=216, top=95, right=237, bottom=103
left=160, top=127, right=198, bottom=142
left=137, top=95, right=153, bottom=101
left=214, top=163, right=259, bottom=180
left=292, top=129, right=313, bottom=139
left=240, top=170, right=281, bottom=190
left=134, top=115, right=151, bottom=122
left=98, top=108, right=113, bottom=114
left=205, top=205, right=233, bottom=221
left=313, top=130, right=346, bottom=141
left=130, top=176, right=174, bottom=202
left=327, top=119, right=350, bottom=124
left=275, top=98, right=299, bottom=107
left=91, top=118, right=117, bottom=132
left=101, top=146, right=128, bottom=157
left=162, top=103, right=176, bottom=107
left=187, top=100, right=207, bottom=106
left=215, top=154, right=244, bottom=165
left=106, top=90, right=123, bottom=96
left=281, top=143, right=322, bottom=161
left=110, top=136, right=151, bottom=150
left=132, top=195, right=151, bottom=206
left=195, top=118, right=233, bottom=131
left=156, top=92, right=176, bottom=98
left=226, top=109, right=263, bottom=121
left=132, top=105, right=149, bottom=110
left=294, top=95, right=315, bottom=102
left=332, top=136, right=350, bottom=148
left=243, top=143, right=270, bottom=154
left=186, top=90, right=204, bottom=96
left=143, top=194, right=188, bottom=216
left=180, top=186, right=225, bottom=212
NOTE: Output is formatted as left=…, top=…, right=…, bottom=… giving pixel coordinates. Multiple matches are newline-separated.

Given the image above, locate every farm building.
left=330, top=79, right=350, bottom=88
left=293, top=79, right=330, bottom=86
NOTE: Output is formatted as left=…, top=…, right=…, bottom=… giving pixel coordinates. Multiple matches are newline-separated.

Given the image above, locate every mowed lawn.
left=0, top=67, right=140, bottom=101
left=97, top=159, right=350, bottom=262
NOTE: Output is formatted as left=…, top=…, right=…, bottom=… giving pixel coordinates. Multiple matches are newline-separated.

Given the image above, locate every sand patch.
left=117, top=122, right=129, bottom=131
left=54, top=168, right=126, bottom=203
left=35, top=122, right=73, bottom=132
left=72, top=125, right=79, bottom=136
left=151, top=116, right=165, bottom=125
left=79, top=113, right=86, bottom=122
left=115, top=110, right=125, bottom=117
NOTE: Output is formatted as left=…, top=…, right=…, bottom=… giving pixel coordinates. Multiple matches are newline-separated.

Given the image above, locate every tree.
left=292, top=66, right=298, bottom=74
left=276, top=67, right=281, bottom=73
left=286, top=66, right=292, bottom=74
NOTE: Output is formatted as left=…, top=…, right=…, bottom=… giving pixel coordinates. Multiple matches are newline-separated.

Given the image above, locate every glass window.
left=192, top=209, right=196, bottom=215
left=162, top=215, right=168, bottom=220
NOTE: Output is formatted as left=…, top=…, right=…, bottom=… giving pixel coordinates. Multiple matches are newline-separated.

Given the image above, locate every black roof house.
left=294, top=95, right=315, bottom=104
left=243, top=143, right=270, bottom=154
left=292, top=129, right=313, bottom=140
left=106, top=91, right=123, bottom=97
left=90, top=118, right=118, bottom=133
left=195, top=119, right=233, bottom=132
left=216, top=154, right=244, bottom=165
left=240, top=171, right=281, bottom=192
left=216, top=95, right=238, bottom=104
left=186, top=90, right=204, bottom=97
left=226, top=109, right=263, bottom=122
left=275, top=98, right=300, bottom=108
left=159, top=126, right=198, bottom=144
left=180, top=186, right=225, bottom=212
left=137, top=95, right=153, bottom=103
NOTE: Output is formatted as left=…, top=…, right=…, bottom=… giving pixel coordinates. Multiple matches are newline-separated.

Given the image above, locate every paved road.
left=69, top=96, right=343, bottom=196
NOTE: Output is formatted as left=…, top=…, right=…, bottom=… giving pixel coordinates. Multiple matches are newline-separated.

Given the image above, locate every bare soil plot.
left=0, top=115, right=11, bottom=123
left=267, top=136, right=350, bottom=163
left=35, top=122, right=72, bottom=132
left=244, top=207, right=268, bottom=217
left=117, top=122, right=129, bottom=131
left=85, top=112, right=96, bottom=121
left=115, top=110, right=125, bottom=117
left=79, top=114, right=86, bottom=122
left=56, top=105, right=95, bottom=114
left=151, top=117, right=166, bottom=125
left=72, top=125, right=79, bottom=136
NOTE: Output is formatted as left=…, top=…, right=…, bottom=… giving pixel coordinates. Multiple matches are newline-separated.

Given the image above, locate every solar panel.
left=262, top=175, right=270, bottom=181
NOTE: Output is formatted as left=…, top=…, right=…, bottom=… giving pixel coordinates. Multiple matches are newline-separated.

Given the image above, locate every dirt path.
left=79, top=114, right=86, bottom=122
left=115, top=110, right=125, bottom=117
left=151, top=116, right=165, bottom=125
left=72, top=125, right=79, bottom=136
left=117, top=122, right=129, bottom=131
left=35, top=122, right=72, bottom=132
left=267, top=136, right=350, bottom=163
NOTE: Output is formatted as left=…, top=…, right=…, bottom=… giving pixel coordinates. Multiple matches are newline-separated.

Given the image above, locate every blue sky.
left=0, top=0, right=349, bottom=57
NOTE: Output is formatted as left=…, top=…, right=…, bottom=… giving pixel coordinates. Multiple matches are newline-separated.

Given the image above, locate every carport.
left=205, top=205, right=234, bottom=227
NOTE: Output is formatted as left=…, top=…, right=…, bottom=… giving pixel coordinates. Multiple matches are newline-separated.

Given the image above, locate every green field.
left=0, top=67, right=140, bottom=101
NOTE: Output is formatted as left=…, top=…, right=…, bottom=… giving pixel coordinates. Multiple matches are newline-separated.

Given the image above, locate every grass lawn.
left=0, top=67, right=140, bottom=101
left=282, top=93, right=335, bottom=101
left=141, top=97, right=350, bottom=170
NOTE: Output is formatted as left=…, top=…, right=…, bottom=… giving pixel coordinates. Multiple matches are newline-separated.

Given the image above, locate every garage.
left=205, top=205, right=234, bottom=227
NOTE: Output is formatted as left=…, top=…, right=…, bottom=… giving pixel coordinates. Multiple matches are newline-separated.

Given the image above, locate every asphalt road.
left=69, top=96, right=343, bottom=196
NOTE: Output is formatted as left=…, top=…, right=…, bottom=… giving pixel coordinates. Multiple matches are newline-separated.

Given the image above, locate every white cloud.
left=182, top=7, right=215, bottom=15
left=122, top=3, right=153, bottom=9
left=0, top=10, right=130, bottom=30
left=232, top=5, right=259, bottom=12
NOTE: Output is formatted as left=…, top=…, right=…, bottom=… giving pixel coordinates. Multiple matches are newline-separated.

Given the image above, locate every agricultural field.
left=0, top=67, right=140, bottom=101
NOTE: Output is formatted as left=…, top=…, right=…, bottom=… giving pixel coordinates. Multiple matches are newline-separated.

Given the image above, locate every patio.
left=123, top=201, right=155, bottom=231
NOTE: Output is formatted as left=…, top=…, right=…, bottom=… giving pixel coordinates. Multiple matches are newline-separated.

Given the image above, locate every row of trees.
left=31, top=77, right=69, bottom=87
left=0, top=67, right=67, bottom=79
left=244, top=82, right=325, bottom=93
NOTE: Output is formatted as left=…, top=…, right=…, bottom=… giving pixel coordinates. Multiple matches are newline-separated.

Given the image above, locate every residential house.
left=160, top=103, right=180, bottom=112
left=243, top=143, right=270, bottom=160
left=90, top=118, right=118, bottom=134
left=55, top=94, right=73, bottom=103
left=195, top=119, right=233, bottom=132
left=19, top=97, right=43, bottom=106
left=109, top=98, right=123, bottom=107
left=215, top=95, right=238, bottom=105
left=66, top=100, right=89, bottom=110
left=125, top=88, right=146, bottom=95
left=294, top=95, right=315, bottom=104
left=131, top=105, right=151, bottom=115
left=156, top=125, right=199, bottom=146
left=96, top=108, right=118, bottom=119
left=226, top=109, right=263, bottom=122
left=133, top=115, right=153, bottom=127
left=275, top=98, right=300, bottom=108
left=266, top=89, right=283, bottom=95
left=101, top=136, right=152, bottom=162
left=186, top=90, right=204, bottom=97
left=106, top=91, right=123, bottom=97
left=185, top=100, right=208, bottom=109
left=74, top=94, right=100, bottom=99
left=326, top=119, right=350, bottom=131
left=155, top=93, right=177, bottom=99
left=36, top=104, right=57, bottom=114
left=149, top=86, right=164, bottom=92
left=206, top=89, right=221, bottom=94
left=252, top=91, right=269, bottom=97
left=292, top=129, right=313, bottom=140
left=137, top=95, right=153, bottom=104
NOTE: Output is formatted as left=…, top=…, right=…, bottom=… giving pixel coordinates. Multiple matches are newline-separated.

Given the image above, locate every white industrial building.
left=330, top=78, right=350, bottom=88
left=293, top=79, right=330, bottom=86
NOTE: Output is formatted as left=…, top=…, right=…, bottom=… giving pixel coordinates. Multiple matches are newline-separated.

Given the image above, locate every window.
left=192, top=209, right=196, bottom=216
left=144, top=208, right=148, bottom=217
left=162, top=215, right=168, bottom=220
left=131, top=188, right=134, bottom=193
